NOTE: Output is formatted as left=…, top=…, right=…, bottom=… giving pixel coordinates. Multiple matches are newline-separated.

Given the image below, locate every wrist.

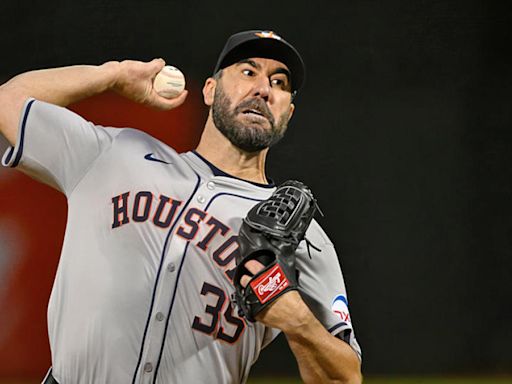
left=283, top=310, right=316, bottom=337
left=274, top=291, right=315, bottom=335
left=99, top=61, right=121, bottom=91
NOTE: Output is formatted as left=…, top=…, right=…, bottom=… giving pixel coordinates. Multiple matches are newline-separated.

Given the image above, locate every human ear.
left=287, top=103, right=295, bottom=122
left=202, top=78, right=216, bottom=106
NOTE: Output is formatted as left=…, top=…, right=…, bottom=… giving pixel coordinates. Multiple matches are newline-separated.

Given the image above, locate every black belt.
left=43, top=368, right=59, bottom=384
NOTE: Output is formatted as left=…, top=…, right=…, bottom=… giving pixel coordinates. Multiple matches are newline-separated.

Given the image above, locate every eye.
left=242, top=69, right=255, bottom=77
left=270, top=75, right=290, bottom=90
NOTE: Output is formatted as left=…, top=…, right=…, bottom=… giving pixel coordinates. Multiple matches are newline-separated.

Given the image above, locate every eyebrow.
left=236, top=59, right=292, bottom=83
left=273, top=67, right=291, bottom=82
left=236, top=59, right=261, bottom=70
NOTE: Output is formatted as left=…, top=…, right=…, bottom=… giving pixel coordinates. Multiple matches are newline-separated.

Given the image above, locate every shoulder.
left=305, top=219, right=334, bottom=247
left=114, top=127, right=163, bottom=144
left=110, top=128, right=180, bottom=158
left=297, top=219, right=341, bottom=270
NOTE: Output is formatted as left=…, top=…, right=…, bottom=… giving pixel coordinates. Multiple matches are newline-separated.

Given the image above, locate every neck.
left=195, top=115, right=269, bottom=184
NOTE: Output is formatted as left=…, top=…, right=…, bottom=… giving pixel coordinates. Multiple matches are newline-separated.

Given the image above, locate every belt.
left=42, top=368, right=59, bottom=384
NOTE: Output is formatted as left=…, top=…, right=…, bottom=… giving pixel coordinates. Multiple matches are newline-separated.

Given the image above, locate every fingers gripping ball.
left=153, top=65, right=186, bottom=98
left=233, top=180, right=319, bottom=322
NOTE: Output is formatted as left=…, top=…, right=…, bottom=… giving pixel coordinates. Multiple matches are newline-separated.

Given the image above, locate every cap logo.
left=255, top=31, right=282, bottom=40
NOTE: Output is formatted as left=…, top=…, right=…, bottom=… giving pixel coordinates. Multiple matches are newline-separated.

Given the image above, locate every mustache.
left=235, top=98, right=275, bottom=124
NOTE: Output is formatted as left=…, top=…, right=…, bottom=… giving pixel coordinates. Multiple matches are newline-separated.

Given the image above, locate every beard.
left=211, top=82, right=291, bottom=153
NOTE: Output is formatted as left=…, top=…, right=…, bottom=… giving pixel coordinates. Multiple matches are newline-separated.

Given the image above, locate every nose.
left=251, top=74, right=272, bottom=102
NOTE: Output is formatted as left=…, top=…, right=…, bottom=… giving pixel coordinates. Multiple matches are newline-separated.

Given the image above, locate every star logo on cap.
left=255, top=31, right=282, bottom=40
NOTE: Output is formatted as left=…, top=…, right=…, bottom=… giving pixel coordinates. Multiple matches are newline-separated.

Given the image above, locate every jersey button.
left=167, top=263, right=176, bottom=272
left=207, top=181, right=215, bottom=190
left=156, top=312, right=165, bottom=322
left=197, top=195, right=206, bottom=204
left=144, top=362, right=153, bottom=373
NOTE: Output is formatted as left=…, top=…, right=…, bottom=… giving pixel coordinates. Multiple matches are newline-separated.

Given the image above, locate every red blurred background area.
left=0, top=87, right=205, bottom=378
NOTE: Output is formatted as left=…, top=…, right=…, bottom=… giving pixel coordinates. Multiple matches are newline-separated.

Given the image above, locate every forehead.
left=229, top=57, right=291, bottom=73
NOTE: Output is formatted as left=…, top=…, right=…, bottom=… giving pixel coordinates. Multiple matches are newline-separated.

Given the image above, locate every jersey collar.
left=190, top=150, right=275, bottom=189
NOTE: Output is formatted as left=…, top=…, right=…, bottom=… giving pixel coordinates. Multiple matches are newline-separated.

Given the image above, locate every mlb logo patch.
left=250, top=264, right=289, bottom=304
left=331, top=294, right=351, bottom=324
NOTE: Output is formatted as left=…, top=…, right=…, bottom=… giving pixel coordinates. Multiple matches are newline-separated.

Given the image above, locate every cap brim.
left=214, top=37, right=305, bottom=92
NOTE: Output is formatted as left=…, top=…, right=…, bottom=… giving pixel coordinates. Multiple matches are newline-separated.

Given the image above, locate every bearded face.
left=211, top=80, right=291, bottom=153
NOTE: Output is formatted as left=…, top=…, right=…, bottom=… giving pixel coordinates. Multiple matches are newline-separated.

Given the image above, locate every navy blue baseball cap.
left=213, top=30, right=305, bottom=93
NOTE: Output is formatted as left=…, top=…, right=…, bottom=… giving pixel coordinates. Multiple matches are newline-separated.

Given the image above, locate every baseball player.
left=0, top=30, right=362, bottom=383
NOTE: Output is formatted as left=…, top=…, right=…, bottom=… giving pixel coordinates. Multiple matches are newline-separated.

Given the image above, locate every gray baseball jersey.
left=2, top=99, right=361, bottom=384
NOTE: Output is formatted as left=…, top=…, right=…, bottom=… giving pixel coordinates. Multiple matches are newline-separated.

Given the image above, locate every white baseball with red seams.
left=153, top=65, right=185, bottom=99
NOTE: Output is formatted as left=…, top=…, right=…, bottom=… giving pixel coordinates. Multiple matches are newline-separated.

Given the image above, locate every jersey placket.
left=135, top=178, right=216, bottom=384
left=136, top=235, right=188, bottom=383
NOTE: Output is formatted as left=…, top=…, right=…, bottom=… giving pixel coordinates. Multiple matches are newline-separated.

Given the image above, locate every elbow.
left=0, top=81, right=28, bottom=146
left=338, top=349, right=363, bottom=384
left=332, top=363, right=363, bottom=384
left=0, top=82, right=8, bottom=105
left=303, top=366, right=362, bottom=384
left=345, top=370, right=363, bottom=384
left=335, top=369, right=362, bottom=384
left=0, top=86, right=10, bottom=140
left=344, top=360, right=363, bottom=384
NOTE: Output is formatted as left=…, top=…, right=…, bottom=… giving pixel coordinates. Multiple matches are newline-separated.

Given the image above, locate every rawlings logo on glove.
left=233, top=180, right=318, bottom=322
left=251, top=264, right=289, bottom=303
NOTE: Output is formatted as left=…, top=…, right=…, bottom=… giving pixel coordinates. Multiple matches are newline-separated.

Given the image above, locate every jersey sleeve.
left=296, top=220, right=362, bottom=361
left=1, top=98, right=120, bottom=195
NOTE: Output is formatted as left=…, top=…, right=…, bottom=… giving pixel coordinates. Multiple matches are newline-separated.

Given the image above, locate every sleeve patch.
left=331, top=294, right=351, bottom=324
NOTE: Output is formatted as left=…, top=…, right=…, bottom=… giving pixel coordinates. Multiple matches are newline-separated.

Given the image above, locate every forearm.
left=283, top=301, right=361, bottom=383
left=0, top=62, right=119, bottom=145
left=3, top=62, right=119, bottom=107
left=259, top=292, right=361, bottom=383
left=0, top=58, right=186, bottom=147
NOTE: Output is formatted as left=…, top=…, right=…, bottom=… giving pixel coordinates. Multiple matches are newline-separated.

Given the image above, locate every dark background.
left=1, top=0, right=511, bottom=378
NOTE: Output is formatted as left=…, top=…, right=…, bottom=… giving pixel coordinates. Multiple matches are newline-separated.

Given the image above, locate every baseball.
left=153, top=65, right=186, bottom=98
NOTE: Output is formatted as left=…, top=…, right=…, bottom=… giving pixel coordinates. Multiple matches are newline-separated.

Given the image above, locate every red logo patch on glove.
left=250, top=264, right=289, bottom=304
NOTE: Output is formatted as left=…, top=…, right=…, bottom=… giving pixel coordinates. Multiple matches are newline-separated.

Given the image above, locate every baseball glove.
left=233, top=180, right=318, bottom=322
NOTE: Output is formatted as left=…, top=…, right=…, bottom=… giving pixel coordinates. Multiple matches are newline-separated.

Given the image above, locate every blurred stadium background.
left=0, top=0, right=511, bottom=383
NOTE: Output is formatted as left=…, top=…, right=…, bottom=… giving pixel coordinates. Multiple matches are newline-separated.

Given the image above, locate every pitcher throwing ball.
left=0, top=30, right=362, bottom=383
